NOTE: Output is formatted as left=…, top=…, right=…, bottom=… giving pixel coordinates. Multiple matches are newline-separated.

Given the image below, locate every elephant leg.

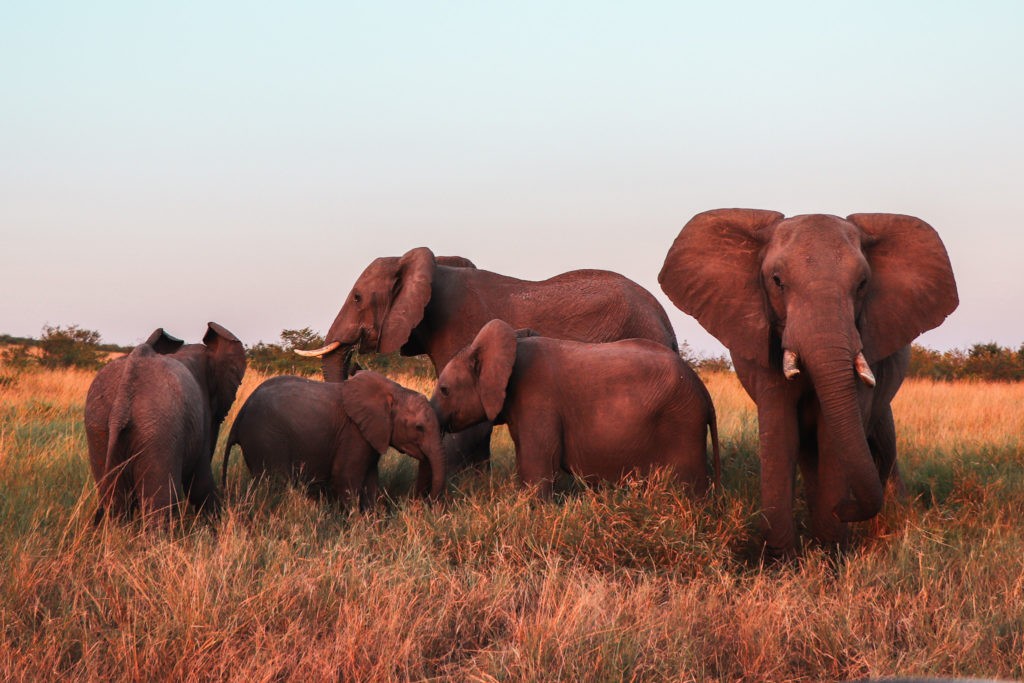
left=868, top=405, right=903, bottom=497
left=134, top=460, right=183, bottom=526
left=797, top=435, right=820, bottom=526
left=359, top=466, right=380, bottom=512
left=443, top=422, right=493, bottom=472
left=414, top=459, right=432, bottom=498
left=185, top=461, right=221, bottom=518
left=511, top=425, right=561, bottom=501
left=94, top=461, right=135, bottom=524
left=756, top=402, right=801, bottom=556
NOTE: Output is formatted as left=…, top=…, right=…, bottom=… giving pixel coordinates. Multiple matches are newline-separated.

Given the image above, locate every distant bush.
left=246, top=328, right=327, bottom=377
left=2, top=344, right=37, bottom=371
left=247, top=328, right=436, bottom=379
left=38, top=325, right=105, bottom=369
left=679, top=340, right=733, bottom=373
left=909, top=342, right=1024, bottom=382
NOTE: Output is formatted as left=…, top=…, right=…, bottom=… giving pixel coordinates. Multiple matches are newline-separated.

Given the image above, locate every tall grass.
left=0, top=363, right=1022, bottom=681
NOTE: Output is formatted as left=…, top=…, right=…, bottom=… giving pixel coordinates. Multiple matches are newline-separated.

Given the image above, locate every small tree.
left=246, top=328, right=328, bottom=377
left=39, top=325, right=105, bottom=369
left=280, top=327, right=325, bottom=352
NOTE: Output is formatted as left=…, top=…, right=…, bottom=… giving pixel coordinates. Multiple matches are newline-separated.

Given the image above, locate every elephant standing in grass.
left=222, top=371, right=446, bottom=507
left=430, top=320, right=719, bottom=498
left=297, top=247, right=678, bottom=469
left=85, top=323, right=246, bottom=523
left=659, top=210, right=957, bottom=555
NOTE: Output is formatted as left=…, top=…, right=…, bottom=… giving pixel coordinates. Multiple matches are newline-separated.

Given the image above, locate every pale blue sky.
left=2, top=2, right=1022, bottom=353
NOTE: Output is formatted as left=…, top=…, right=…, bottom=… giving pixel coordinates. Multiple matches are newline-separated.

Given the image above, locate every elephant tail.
left=221, top=413, right=241, bottom=488
left=101, top=345, right=152, bottom=501
left=707, top=403, right=721, bottom=490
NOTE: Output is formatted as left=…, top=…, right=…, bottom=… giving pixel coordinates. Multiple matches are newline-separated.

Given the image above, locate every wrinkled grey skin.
left=431, top=320, right=719, bottom=498
left=85, top=323, right=246, bottom=523
left=222, top=371, right=446, bottom=508
left=659, top=209, right=958, bottom=555
left=306, top=247, right=678, bottom=471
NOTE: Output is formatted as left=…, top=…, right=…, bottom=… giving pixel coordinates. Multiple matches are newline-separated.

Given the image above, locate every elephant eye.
left=857, top=278, right=868, bottom=293
left=416, top=423, right=425, bottom=433
left=352, top=292, right=362, bottom=303
left=772, top=274, right=784, bottom=289
left=439, top=386, right=450, bottom=397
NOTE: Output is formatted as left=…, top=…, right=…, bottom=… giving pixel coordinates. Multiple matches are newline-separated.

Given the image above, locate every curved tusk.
left=782, top=349, right=801, bottom=380
left=294, top=340, right=341, bottom=358
left=855, top=352, right=876, bottom=387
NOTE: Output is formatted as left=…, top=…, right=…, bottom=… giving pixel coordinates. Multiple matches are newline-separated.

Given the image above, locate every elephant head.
left=341, top=371, right=447, bottom=499
left=659, top=210, right=957, bottom=523
left=296, top=248, right=477, bottom=381
left=431, top=319, right=518, bottom=433
left=170, top=322, right=247, bottom=447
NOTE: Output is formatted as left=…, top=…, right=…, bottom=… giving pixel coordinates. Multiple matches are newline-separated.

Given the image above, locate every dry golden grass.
left=0, top=364, right=1022, bottom=681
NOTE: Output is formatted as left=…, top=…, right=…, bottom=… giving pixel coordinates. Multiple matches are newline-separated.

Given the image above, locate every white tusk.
left=294, top=341, right=341, bottom=358
left=782, top=349, right=801, bottom=380
left=855, top=352, right=876, bottom=387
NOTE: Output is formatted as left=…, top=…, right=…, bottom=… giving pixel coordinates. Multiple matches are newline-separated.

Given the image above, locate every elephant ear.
left=470, top=319, right=518, bottom=422
left=341, top=371, right=394, bottom=454
left=847, top=213, right=959, bottom=363
left=379, top=247, right=437, bottom=354
left=659, top=208, right=784, bottom=367
left=144, top=328, right=185, bottom=355
left=202, top=322, right=247, bottom=426
left=435, top=255, right=476, bottom=268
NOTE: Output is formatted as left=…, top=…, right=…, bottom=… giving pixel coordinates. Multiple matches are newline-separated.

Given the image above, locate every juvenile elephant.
left=222, top=371, right=446, bottom=507
left=659, top=210, right=958, bottom=555
left=430, top=320, right=719, bottom=497
left=85, top=323, right=246, bottom=523
left=297, top=247, right=678, bottom=468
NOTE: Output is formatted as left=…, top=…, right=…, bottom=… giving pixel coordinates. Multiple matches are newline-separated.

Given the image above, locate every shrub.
left=908, top=342, right=1024, bottom=382
left=38, top=325, right=105, bottom=369
left=2, top=344, right=37, bottom=371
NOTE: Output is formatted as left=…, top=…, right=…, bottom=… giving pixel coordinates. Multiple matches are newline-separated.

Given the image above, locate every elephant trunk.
left=425, top=434, right=447, bottom=500
left=802, top=344, right=884, bottom=522
left=322, top=347, right=355, bottom=383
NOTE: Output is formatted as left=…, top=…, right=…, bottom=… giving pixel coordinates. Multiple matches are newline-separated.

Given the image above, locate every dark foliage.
left=38, top=325, right=106, bottom=369
left=909, top=342, right=1024, bottom=382
left=246, top=328, right=436, bottom=379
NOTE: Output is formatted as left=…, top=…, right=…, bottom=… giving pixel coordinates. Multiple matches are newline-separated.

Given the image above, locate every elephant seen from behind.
left=222, top=371, right=446, bottom=508
left=85, top=323, right=246, bottom=523
left=430, top=320, right=719, bottom=498
left=659, top=209, right=957, bottom=555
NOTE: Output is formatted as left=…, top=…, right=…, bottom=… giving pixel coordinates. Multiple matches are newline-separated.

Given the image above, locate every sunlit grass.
left=0, top=364, right=1022, bottom=680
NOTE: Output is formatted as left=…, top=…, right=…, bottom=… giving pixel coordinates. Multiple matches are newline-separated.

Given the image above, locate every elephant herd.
left=85, top=209, right=958, bottom=556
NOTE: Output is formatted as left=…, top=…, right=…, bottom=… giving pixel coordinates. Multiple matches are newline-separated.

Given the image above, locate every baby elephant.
left=431, top=319, right=720, bottom=498
left=222, top=371, right=446, bottom=507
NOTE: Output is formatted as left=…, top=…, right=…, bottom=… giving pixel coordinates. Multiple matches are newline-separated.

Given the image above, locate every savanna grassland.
left=0, top=361, right=1022, bottom=682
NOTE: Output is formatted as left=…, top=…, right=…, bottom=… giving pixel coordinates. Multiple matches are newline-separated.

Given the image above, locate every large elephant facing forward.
left=659, top=210, right=957, bottom=555
left=85, top=323, right=246, bottom=523
left=299, top=247, right=678, bottom=467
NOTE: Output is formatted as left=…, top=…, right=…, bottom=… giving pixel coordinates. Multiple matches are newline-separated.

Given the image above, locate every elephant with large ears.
left=659, top=210, right=957, bottom=555
left=298, top=247, right=678, bottom=469
left=85, top=323, right=246, bottom=524
left=431, top=320, right=719, bottom=498
left=221, top=371, right=446, bottom=508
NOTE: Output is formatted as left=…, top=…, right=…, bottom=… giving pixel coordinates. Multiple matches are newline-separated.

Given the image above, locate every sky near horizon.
left=2, top=2, right=1022, bottom=354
